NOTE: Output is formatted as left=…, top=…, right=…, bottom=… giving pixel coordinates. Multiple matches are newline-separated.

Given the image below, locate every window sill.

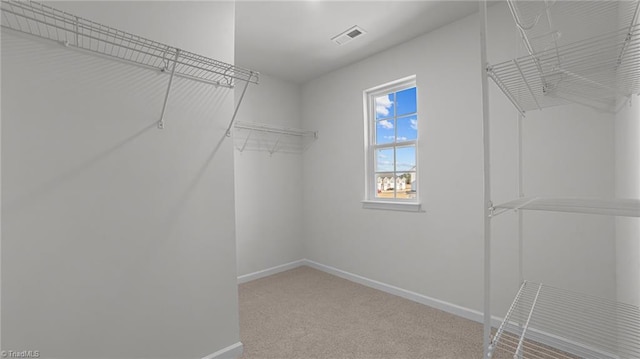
left=361, top=200, right=423, bottom=212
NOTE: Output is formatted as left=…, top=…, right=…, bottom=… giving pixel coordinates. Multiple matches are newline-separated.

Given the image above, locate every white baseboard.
left=237, top=259, right=306, bottom=284
left=237, top=259, right=605, bottom=358
left=301, top=260, right=610, bottom=359
left=201, top=342, right=243, bottom=359
left=302, top=259, right=486, bottom=324
left=236, top=258, right=486, bottom=324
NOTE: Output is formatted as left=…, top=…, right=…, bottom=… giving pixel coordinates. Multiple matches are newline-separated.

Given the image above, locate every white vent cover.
left=331, top=25, right=367, bottom=45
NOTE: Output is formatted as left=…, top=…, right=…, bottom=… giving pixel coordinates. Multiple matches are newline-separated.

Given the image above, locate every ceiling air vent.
left=331, top=25, right=367, bottom=46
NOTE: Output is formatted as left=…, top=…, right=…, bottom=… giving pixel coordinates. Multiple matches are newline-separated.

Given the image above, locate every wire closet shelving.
left=492, top=281, right=640, bottom=359
left=488, top=0, right=640, bottom=114
left=1, top=0, right=259, bottom=130
left=480, top=1, right=640, bottom=358
left=233, top=121, right=318, bottom=154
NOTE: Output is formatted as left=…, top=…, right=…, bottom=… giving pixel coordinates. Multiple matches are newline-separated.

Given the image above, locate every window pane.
left=396, top=116, right=417, bottom=142
left=396, top=87, right=416, bottom=116
left=375, top=173, right=395, bottom=198
left=375, top=93, right=394, bottom=119
left=396, top=146, right=416, bottom=171
left=376, top=119, right=395, bottom=144
left=375, top=148, right=394, bottom=172
left=366, top=78, right=417, bottom=203
left=396, top=172, right=417, bottom=199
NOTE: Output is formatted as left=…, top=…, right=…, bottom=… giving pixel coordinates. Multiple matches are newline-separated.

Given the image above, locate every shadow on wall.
left=2, top=31, right=233, bottom=220
left=3, top=122, right=157, bottom=214
left=2, top=28, right=240, bottom=357
left=1, top=33, right=168, bottom=100
left=165, top=130, right=229, bottom=230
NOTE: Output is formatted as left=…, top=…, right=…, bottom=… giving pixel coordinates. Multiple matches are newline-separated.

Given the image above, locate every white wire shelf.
left=0, top=0, right=259, bottom=87
left=234, top=121, right=317, bottom=138
left=488, top=0, right=640, bottom=114
left=493, top=197, right=640, bottom=218
left=489, top=281, right=640, bottom=359
left=233, top=121, right=317, bottom=154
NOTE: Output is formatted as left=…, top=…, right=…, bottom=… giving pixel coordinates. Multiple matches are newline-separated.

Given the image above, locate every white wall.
left=233, top=73, right=304, bottom=277
left=302, top=7, right=485, bottom=313
left=615, top=95, right=640, bottom=306
left=301, top=2, right=616, bottom=316
left=2, top=2, right=241, bottom=358
left=517, top=105, right=615, bottom=294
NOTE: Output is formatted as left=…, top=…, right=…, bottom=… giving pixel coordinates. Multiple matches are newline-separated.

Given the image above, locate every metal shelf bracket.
left=226, top=74, right=253, bottom=137
left=158, top=48, right=180, bottom=130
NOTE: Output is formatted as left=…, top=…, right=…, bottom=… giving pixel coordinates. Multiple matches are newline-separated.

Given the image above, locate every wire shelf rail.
left=1, top=0, right=259, bottom=87
left=234, top=121, right=318, bottom=138
left=492, top=197, right=640, bottom=218
left=1, top=0, right=259, bottom=130
left=488, top=0, right=640, bottom=114
left=233, top=121, right=317, bottom=154
left=489, top=281, right=640, bottom=359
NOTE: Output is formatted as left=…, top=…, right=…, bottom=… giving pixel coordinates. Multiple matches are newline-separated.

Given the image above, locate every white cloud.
left=397, top=136, right=408, bottom=141
left=378, top=119, right=393, bottom=129
left=410, top=119, right=418, bottom=130
left=377, top=161, right=394, bottom=171
left=397, top=163, right=415, bottom=170
left=375, top=95, right=393, bottom=117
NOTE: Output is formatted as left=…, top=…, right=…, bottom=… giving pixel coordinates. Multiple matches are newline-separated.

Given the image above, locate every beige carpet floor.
left=238, top=266, right=486, bottom=359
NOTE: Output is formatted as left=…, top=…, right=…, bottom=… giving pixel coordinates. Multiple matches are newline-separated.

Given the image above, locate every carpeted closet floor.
left=238, top=266, right=485, bottom=358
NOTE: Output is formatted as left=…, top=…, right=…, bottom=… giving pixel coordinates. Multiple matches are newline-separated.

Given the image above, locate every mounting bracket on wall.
left=0, top=0, right=260, bottom=130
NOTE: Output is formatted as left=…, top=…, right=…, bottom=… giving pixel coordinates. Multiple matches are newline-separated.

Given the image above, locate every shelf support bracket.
left=507, top=0, right=541, bottom=31
left=225, top=74, right=253, bottom=137
left=268, top=134, right=282, bottom=155
left=239, top=129, right=253, bottom=152
left=158, top=48, right=180, bottom=130
left=506, top=0, right=548, bottom=91
left=488, top=201, right=495, bottom=217
left=617, top=0, right=640, bottom=69
left=615, top=95, right=633, bottom=113
left=513, top=59, right=541, bottom=111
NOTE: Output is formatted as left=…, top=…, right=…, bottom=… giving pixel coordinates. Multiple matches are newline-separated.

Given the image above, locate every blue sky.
left=375, top=87, right=417, bottom=174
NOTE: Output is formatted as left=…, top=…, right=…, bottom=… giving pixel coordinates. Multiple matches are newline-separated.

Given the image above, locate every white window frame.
left=362, top=75, right=421, bottom=212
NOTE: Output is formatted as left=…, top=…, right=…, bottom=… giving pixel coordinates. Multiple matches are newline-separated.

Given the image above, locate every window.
left=363, top=76, right=419, bottom=211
